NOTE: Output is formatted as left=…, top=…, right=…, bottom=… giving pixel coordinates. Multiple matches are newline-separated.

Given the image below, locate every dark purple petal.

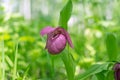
left=40, top=26, right=55, bottom=36
left=113, top=63, right=120, bottom=80
left=45, top=33, right=53, bottom=49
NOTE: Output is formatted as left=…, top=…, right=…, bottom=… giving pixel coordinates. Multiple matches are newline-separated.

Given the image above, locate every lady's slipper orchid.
left=40, top=26, right=73, bottom=54
left=113, top=63, right=120, bottom=80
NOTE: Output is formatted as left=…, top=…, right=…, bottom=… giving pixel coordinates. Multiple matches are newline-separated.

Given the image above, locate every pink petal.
left=64, top=30, right=74, bottom=48
left=55, top=27, right=74, bottom=48
left=45, top=33, right=52, bottom=49
left=40, top=26, right=55, bottom=36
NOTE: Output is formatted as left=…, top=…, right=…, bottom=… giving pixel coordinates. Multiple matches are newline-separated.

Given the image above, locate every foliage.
left=0, top=0, right=120, bottom=80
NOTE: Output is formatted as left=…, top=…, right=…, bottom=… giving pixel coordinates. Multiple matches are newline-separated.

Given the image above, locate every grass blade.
left=13, top=42, right=18, bottom=80
left=22, top=65, right=30, bottom=80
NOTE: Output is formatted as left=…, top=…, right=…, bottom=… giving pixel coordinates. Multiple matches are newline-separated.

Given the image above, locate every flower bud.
left=113, top=63, right=120, bottom=80
left=40, top=26, right=73, bottom=54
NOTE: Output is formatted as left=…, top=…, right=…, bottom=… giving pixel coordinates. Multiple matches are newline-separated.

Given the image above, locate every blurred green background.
left=0, top=0, right=120, bottom=80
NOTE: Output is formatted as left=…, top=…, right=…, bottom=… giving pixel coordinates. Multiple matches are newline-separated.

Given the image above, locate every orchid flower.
left=40, top=26, right=73, bottom=54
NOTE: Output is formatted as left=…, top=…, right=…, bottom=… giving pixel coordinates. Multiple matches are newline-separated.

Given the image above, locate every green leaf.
left=104, top=70, right=114, bottom=80
left=59, top=0, right=73, bottom=30
left=106, top=33, right=118, bottom=61
left=75, top=63, right=110, bottom=80
left=61, top=51, right=75, bottom=80
left=96, top=72, right=105, bottom=80
left=91, top=75, right=98, bottom=80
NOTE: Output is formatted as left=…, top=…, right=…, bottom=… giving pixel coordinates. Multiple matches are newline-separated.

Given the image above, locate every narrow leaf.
left=13, top=42, right=18, bottom=80
left=61, top=51, right=75, bottom=80
left=59, top=0, right=73, bottom=30
left=106, top=33, right=118, bottom=61
left=96, top=72, right=105, bottom=80
left=91, top=75, right=98, bottom=80
left=106, top=70, right=114, bottom=80
left=23, top=65, right=30, bottom=80
left=75, top=63, right=110, bottom=80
